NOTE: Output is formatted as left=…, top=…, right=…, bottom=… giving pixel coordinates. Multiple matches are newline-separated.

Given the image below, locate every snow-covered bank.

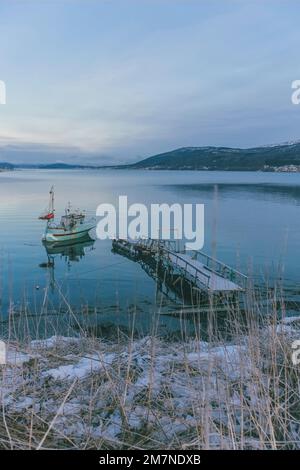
left=0, top=319, right=300, bottom=450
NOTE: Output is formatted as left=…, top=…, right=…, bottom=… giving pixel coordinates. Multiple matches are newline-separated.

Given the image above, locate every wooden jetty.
left=112, top=238, right=248, bottom=295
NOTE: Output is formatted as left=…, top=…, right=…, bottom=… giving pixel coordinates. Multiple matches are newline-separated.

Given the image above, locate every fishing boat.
left=39, top=186, right=96, bottom=242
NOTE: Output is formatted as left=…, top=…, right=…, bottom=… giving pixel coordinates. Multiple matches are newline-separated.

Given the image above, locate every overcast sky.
left=1, top=0, right=300, bottom=164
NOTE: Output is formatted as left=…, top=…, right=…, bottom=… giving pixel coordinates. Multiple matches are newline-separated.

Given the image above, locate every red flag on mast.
left=39, top=186, right=55, bottom=220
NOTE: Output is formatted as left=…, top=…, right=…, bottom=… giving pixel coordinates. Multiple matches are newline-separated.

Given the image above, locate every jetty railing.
left=189, top=249, right=248, bottom=290
left=164, top=249, right=211, bottom=289
left=113, top=239, right=247, bottom=292
left=135, top=238, right=178, bottom=253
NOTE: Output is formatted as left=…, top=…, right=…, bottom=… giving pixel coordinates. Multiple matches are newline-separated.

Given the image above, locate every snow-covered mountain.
left=128, top=142, right=300, bottom=171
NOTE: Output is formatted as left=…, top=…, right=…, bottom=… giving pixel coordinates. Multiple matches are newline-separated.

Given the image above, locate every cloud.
left=1, top=1, right=300, bottom=162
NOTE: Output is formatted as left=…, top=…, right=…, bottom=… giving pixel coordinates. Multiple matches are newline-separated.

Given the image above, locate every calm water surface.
left=0, top=169, right=299, bottom=337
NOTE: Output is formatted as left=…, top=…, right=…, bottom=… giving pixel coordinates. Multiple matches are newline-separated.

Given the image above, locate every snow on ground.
left=43, top=353, right=116, bottom=380
left=0, top=322, right=299, bottom=449
left=30, top=336, right=82, bottom=350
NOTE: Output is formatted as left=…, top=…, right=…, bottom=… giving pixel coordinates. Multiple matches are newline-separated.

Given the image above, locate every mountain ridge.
left=126, top=142, right=300, bottom=171
left=2, top=141, right=300, bottom=171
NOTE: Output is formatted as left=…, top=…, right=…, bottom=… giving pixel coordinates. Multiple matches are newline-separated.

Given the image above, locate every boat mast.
left=46, top=186, right=55, bottom=225
left=49, top=186, right=54, bottom=214
left=38, top=186, right=55, bottom=221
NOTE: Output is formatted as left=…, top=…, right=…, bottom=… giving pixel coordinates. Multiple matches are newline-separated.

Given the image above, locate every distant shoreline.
left=2, top=140, right=300, bottom=172
left=1, top=166, right=300, bottom=173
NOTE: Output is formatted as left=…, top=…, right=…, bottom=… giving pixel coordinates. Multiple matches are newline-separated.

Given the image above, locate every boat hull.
left=42, top=222, right=95, bottom=242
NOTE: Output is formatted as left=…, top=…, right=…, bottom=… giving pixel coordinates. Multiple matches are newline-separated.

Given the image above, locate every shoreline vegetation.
left=1, top=291, right=300, bottom=450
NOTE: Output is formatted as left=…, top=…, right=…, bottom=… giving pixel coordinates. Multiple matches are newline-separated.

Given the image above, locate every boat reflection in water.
left=39, top=234, right=95, bottom=291
left=37, top=236, right=227, bottom=341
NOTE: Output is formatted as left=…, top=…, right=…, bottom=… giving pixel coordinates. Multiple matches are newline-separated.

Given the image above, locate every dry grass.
left=0, top=284, right=300, bottom=450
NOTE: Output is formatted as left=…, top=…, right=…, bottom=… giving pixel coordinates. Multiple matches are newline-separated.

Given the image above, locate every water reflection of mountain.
left=167, top=183, right=300, bottom=204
